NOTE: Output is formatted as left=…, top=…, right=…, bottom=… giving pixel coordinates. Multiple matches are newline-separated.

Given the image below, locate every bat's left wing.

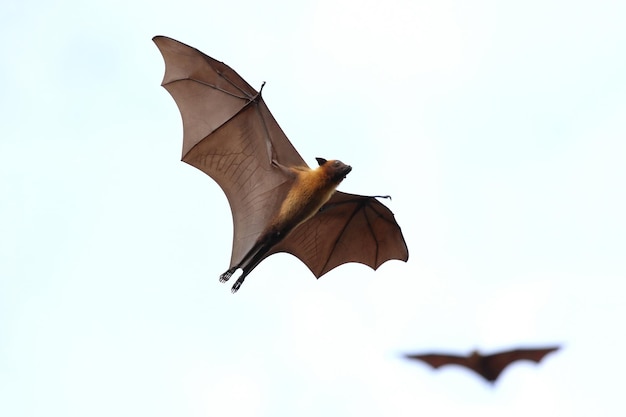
left=484, top=346, right=560, bottom=381
left=405, top=353, right=473, bottom=370
left=269, top=191, right=408, bottom=277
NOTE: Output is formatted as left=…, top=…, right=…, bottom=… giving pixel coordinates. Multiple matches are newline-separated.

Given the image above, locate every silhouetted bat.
left=153, top=36, right=408, bottom=293
left=405, top=346, right=560, bottom=383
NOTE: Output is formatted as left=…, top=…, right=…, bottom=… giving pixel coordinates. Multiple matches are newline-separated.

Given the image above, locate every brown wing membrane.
left=483, top=346, right=560, bottom=382
left=153, top=36, right=308, bottom=269
left=405, top=353, right=473, bottom=370
left=269, top=192, right=409, bottom=277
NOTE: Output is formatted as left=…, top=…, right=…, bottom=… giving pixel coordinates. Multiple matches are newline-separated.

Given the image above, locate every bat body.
left=153, top=36, right=408, bottom=292
left=405, top=346, right=560, bottom=383
left=218, top=158, right=352, bottom=291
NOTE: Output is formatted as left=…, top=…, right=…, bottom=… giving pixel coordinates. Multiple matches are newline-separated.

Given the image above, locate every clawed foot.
left=231, top=277, right=244, bottom=294
left=219, top=268, right=235, bottom=283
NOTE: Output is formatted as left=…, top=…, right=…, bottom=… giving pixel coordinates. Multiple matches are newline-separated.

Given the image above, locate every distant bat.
left=405, top=346, right=560, bottom=383
left=153, top=36, right=408, bottom=293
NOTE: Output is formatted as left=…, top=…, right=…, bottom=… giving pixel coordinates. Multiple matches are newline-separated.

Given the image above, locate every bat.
left=153, top=36, right=409, bottom=293
left=405, top=346, right=560, bottom=383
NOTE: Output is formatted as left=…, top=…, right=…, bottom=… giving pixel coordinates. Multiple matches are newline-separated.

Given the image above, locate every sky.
left=1, top=0, right=625, bottom=415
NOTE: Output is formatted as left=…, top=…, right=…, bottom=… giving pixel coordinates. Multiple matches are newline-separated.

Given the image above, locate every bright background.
left=2, top=0, right=625, bottom=416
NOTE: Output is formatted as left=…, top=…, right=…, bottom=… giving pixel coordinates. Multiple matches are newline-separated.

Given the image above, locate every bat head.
left=316, top=158, right=352, bottom=183
left=470, top=350, right=481, bottom=359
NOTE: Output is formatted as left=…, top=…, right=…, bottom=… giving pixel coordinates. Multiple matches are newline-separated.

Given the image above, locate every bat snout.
left=322, top=159, right=352, bottom=182
left=336, top=165, right=352, bottom=182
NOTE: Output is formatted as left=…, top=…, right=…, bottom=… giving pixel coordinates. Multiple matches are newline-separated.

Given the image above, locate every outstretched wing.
left=269, top=191, right=408, bottom=277
left=153, top=36, right=308, bottom=268
left=484, top=346, right=560, bottom=381
left=405, top=353, right=473, bottom=370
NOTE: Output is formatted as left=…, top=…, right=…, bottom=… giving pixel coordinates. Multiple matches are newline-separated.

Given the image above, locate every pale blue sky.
left=1, top=0, right=625, bottom=416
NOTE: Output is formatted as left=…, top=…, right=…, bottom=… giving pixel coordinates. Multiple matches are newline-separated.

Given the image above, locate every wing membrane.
left=154, top=36, right=307, bottom=267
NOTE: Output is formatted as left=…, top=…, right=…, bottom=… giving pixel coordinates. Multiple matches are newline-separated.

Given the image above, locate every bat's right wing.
left=269, top=192, right=408, bottom=278
left=153, top=36, right=308, bottom=268
left=485, top=346, right=560, bottom=381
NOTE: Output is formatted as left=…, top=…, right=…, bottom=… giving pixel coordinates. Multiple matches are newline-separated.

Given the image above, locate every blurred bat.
left=405, top=346, right=560, bottom=383
left=153, top=36, right=408, bottom=293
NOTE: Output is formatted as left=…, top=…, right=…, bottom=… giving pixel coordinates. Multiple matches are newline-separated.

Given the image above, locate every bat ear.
left=315, top=157, right=327, bottom=166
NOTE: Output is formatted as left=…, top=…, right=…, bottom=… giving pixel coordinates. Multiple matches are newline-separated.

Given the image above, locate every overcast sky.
left=2, top=0, right=625, bottom=416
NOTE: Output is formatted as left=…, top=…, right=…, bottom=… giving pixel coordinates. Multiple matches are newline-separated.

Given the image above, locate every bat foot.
left=231, top=277, right=245, bottom=293
left=219, top=268, right=236, bottom=283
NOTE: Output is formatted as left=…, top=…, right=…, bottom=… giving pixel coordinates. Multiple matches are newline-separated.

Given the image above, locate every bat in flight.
left=153, top=36, right=409, bottom=293
left=405, top=346, right=560, bottom=383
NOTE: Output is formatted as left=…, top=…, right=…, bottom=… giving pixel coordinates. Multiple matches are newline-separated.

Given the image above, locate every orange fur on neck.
left=274, top=164, right=340, bottom=232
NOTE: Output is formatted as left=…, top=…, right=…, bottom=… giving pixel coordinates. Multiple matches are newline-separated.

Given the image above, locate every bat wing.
left=153, top=36, right=308, bottom=268
left=268, top=192, right=409, bottom=277
left=483, top=346, right=560, bottom=382
left=405, top=353, right=474, bottom=370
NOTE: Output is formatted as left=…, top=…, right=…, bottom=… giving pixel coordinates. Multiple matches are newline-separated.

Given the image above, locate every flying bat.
left=153, top=36, right=409, bottom=293
left=405, top=346, right=560, bottom=383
